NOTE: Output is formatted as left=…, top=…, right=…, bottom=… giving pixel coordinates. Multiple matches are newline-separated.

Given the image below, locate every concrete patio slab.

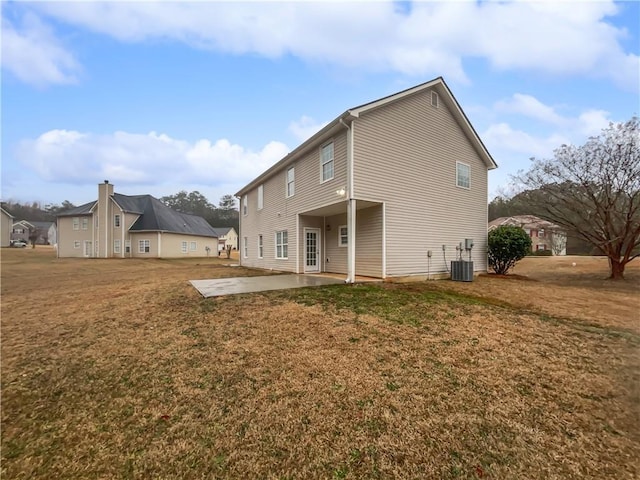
left=190, top=274, right=345, bottom=298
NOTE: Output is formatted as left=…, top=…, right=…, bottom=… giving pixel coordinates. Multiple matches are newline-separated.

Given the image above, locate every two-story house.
left=236, top=77, right=497, bottom=281
left=489, top=215, right=567, bottom=255
left=57, top=181, right=218, bottom=258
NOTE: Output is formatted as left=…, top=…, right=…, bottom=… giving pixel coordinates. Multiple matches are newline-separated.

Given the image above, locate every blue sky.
left=2, top=0, right=639, bottom=208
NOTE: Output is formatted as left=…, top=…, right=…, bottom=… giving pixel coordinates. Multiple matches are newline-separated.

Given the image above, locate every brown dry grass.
left=2, top=248, right=639, bottom=479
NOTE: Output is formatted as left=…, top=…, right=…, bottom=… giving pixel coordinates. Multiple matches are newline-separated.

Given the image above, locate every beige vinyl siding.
left=240, top=131, right=349, bottom=273
left=324, top=205, right=382, bottom=277
left=1, top=211, right=13, bottom=247
left=155, top=233, right=217, bottom=258
left=57, top=215, right=93, bottom=257
left=354, top=87, right=489, bottom=276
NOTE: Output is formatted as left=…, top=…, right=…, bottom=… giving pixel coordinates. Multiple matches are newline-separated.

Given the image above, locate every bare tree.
left=550, top=230, right=567, bottom=256
left=514, top=117, right=639, bottom=279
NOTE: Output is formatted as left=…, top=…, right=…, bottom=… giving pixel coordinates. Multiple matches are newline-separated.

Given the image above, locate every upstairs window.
left=81, top=218, right=88, bottom=230
left=286, top=167, right=295, bottom=197
left=431, top=91, right=439, bottom=108
left=73, top=217, right=79, bottom=230
left=243, top=195, right=248, bottom=215
left=456, top=162, right=470, bottom=189
left=114, top=214, right=121, bottom=227
left=321, top=142, right=334, bottom=182
left=257, top=185, right=264, bottom=210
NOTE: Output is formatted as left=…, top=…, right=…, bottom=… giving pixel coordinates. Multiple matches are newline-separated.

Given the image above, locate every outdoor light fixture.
left=336, top=187, right=346, bottom=197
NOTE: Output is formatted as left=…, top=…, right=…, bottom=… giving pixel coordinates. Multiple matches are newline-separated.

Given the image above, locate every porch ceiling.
left=301, top=199, right=381, bottom=217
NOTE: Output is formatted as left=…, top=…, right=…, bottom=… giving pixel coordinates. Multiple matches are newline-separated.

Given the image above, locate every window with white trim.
left=321, top=142, right=334, bottom=182
left=286, top=167, right=295, bottom=197
left=456, top=162, right=470, bottom=189
left=73, top=217, right=79, bottom=230
left=339, top=225, right=348, bottom=247
left=431, top=91, right=439, bottom=108
left=539, top=229, right=545, bottom=238
left=243, top=237, right=248, bottom=258
left=139, top=239, right=150, bottom=253
left=81, top=218, right=88, bottom=230
left=114, top=239, right=121, bottom=253
left=257, top=185, right=264, bottom=210
left=125, top=240, right=131, bottom=253
left=190, top=241, right=197, bottom=251
left=74, top=240, right=80, bottom=249
left=258, top=235, right=263, bottom=258
left=114, top=214, right=121, bottom=227
left=276, top=230, right=288, bottom=259
left=243, top=195, right=248, bottom=215
left=14, top=227, right=24, bottom=234
left=181, top=241, right=188, bottom=253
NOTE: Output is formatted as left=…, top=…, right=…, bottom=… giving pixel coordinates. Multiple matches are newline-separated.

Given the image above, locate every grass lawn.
left=2, top=248, right=639, bottom=479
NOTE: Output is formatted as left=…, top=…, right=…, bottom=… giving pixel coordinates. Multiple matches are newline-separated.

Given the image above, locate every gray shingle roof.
left=58, top=194, right=217, bottom=238
left=211, top=227, right=233, bottom=237
left=57, top=201, right=96, bottom=217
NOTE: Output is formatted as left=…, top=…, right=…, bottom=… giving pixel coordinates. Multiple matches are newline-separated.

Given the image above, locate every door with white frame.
left=304, top=228, right=321, bottom=273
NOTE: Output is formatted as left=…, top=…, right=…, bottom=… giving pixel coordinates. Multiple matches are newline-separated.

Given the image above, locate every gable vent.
left=431, top=91, right=439, bottom=108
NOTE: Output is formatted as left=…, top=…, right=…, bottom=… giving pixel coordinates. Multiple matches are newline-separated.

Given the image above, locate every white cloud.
left=22, top=0, right=639, bottom=90
left=492, top=93, right=613, bottom=144
left=1, top=12, right=81, bottom=87
left=288, top=116, right=329, bottom=142
left=483, top=123, right=570, bottom=158
left=495, top=94, right=566, bottom=126
left=576, top=109, right=612, bottom=137
left=16, top=129, right=290, bottom=190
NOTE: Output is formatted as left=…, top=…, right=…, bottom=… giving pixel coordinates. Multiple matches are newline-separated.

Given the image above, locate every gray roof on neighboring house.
left=31, top=221, right=54, bottom=230
left=211, top=227, right=234, bottom=237
left=57, top=201, right=96, bottom=216
left=489, top=215, right=563, bottom=231
left=58, top=193, right=217, bottom=237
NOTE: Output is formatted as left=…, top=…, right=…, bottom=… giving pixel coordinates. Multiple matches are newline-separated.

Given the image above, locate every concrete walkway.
left=190, top=274, right=345, bottom=298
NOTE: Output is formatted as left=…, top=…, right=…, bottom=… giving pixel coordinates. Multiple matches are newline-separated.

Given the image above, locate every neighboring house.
left=236, top=77, right=497, bottom=281
left=12, top=220, right=54, bottom=245
left=489, top=215, right=567, bottom=255
left=1, top=207, right=13, bottom=247
left=211, top=227, right=238, bottom=251
left=11, top=220, right=34, bottom=243
left=57, top=181, right=218, bottom=258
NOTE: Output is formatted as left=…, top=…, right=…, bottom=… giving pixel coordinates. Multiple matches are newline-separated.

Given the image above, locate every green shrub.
left=529, top=249, right=552, bottom=256
left=488, top=226, right=532, bottom=274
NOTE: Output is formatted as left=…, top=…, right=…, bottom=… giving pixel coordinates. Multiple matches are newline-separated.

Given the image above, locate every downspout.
left=339, top=117, right=356, bottom=284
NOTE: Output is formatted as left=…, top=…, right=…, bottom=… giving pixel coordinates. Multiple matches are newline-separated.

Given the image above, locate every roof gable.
left=236, top=76, right=496, bottom=196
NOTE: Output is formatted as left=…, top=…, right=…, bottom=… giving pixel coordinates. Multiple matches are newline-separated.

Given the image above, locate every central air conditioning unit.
left=451, top=260, right=474, bottom=282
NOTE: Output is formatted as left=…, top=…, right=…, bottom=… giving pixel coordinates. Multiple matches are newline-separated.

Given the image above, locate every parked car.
left=11, top=240, right=28, bottom=248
